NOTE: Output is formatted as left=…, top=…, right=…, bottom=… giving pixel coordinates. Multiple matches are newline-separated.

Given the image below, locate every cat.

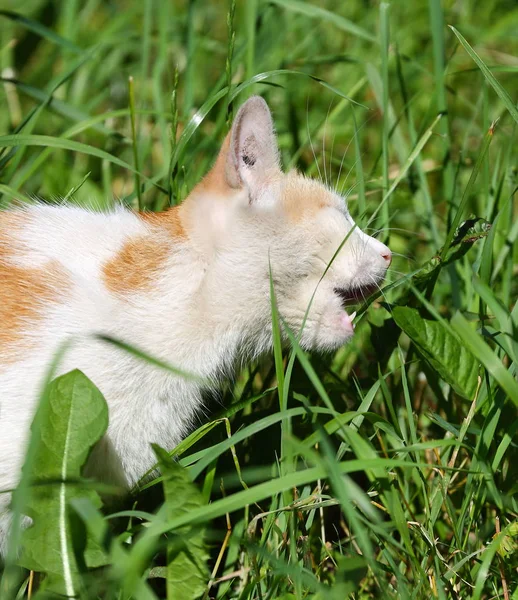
left=0, top=96, right=391, bottom=554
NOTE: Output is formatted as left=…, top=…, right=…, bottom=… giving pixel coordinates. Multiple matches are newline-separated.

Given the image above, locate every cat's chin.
left=327, top=309, right=356, bottom=349
left=298, top=305, right=356, bottom=352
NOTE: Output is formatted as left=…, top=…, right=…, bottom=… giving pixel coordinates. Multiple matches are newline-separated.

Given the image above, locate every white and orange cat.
left=0, top=97, right=391, bottom=552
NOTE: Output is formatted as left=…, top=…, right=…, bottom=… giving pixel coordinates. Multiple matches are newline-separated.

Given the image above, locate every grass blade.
left=450, top=26, right=518, bottom=124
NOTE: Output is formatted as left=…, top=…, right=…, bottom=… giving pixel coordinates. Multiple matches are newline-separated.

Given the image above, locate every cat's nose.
left=368, top=236, right=392, bottom=266
left=381, top=248, right=392, bottom=266
left=376, top=241, right=392, bottom=266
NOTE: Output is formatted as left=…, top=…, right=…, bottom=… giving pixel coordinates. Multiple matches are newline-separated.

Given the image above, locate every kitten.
left=0, top=96, right=391, bottom=553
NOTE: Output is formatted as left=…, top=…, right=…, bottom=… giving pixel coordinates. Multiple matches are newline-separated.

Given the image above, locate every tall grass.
left=0, top=0, right=517, bottom=598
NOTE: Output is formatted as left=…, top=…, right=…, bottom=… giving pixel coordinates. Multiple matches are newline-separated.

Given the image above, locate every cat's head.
left=182, top=96, right=391, bottom=351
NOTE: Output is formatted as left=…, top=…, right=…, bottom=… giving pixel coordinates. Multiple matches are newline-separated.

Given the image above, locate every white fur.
left=0, top=97, right=391, bottom=554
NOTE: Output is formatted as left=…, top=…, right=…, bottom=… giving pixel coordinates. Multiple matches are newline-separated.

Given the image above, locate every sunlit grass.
left=0, top=1, right=517, bottom=598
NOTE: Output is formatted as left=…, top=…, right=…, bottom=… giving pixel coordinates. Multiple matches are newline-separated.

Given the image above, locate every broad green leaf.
left=70, top=497, right=160, bottom=599
left=451, top=311, right=518, bottom=408
left=392, top=306, right=479, bottom=399
left=19, top=370, right=109, bottom=596
left=154, top=446, right=209, bottom=600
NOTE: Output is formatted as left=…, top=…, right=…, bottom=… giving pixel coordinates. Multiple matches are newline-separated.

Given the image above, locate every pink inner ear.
left=189, top=97, right=282, bottom=198
left=232, top=97, right=280, bottom=176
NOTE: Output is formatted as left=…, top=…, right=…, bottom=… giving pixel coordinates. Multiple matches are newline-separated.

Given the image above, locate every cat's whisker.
left=336, top=136, right=361, bottom=196
left=335, top=111, right=376, bottom=195
left=367, top=274, right=393, bottom=315
left=322, top=100, right=333, bottom=188
left=363, top=226, right=421, bottom=236
left=391, top=252, right=414, bottom=262
left=306, top=96, right=323, bottom=183
left=339, top=155, right=363, bottom=199
left=329, top=131, right=337, bottom=192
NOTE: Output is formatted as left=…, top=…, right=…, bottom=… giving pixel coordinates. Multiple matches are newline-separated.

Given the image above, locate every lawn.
left=0, top=0, right=517, bottom=598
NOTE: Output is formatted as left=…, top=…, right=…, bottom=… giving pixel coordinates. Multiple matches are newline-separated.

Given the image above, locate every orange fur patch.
left=0, top=260, right=70, bottom=361
left=0, top=210, right=25, bottom=258
left=281, top=173, right=334, bottom=221
left=193, top=133, right=235, bottom=196
left=102, top=236, right=169, bottom=295
left=139, top=206, right=186, bottom=240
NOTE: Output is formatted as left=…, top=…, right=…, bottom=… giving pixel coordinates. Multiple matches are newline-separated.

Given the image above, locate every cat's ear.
left=225, top=96, right=281, bottom=199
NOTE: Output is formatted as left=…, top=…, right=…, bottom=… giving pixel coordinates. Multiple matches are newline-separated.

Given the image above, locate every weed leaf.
left=18, top=370, right=109, bottom=596
left=392, top=306, right=479, bottom=399
left=154, top=446, right=209, bottom=600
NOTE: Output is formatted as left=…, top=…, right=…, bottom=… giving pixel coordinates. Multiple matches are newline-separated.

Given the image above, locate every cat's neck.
left=110, top=211, right=272, bottom=382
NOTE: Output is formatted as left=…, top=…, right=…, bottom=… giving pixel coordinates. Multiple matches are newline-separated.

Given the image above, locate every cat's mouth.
left=334, top=283, right=379, bottom=309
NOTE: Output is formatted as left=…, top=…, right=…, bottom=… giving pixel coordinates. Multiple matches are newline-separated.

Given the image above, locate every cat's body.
left=0, top=97, right=391, bottom=554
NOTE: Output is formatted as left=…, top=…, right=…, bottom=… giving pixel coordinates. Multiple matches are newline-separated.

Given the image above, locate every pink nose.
left=370, top=237, right=392, bottom=267
left=381, top=249, right=392, bottom=266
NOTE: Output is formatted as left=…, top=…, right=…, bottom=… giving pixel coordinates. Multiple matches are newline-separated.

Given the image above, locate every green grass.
left=1, top=0, right=517, bottom=598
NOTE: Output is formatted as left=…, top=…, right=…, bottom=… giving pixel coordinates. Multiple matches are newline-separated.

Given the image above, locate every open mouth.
left=334, top=283, right=379, bottom=309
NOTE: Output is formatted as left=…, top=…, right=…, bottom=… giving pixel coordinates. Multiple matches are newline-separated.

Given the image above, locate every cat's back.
left=0, top=203, right=147, bottom=273
left=0, top=204, right=152, bottom=367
